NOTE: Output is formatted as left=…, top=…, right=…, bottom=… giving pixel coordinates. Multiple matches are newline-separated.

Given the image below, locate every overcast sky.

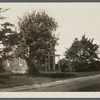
left=0, top=3, right=100, bottom=60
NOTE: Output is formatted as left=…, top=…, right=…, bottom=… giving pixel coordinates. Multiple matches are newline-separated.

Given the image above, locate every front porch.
left=44, top=54, right=60, bottom=71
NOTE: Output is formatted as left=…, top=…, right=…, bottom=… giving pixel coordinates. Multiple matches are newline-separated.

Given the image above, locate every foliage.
left=16, top=11, right=58, bottom=76
left=0, top=8, right=18, bottom=60
left=0, top=8, right=18, bottom=71
left=65, top=35, right=100, bottom=71
left=0, top=22, right=18, bottom=60
left=58, top=58, right=71, bottom=72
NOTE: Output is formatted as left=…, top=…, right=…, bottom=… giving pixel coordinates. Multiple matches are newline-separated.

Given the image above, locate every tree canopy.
left=16, top=11, right=58, bottom=75
left=0, top=22, right=18, bottom=60
left=0, top=8, right=17, bottom=60
left=65, top=35, right=100, bottom=71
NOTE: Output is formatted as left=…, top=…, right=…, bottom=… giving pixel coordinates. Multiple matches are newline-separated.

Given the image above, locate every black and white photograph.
left=0, top=3, right=100, bottom=94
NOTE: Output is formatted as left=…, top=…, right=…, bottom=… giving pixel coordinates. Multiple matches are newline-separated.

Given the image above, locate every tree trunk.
left=0, top=58, right=5, bottom=72
left=26, top=46, right=40, bottom=76
left=26, top=58, right=40, bottom=76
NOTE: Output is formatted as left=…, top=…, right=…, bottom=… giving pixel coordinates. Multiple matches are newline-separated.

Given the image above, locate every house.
left=4, top=57, right=28, bottom=74
left=2, top=46, right=28, bottom=74
left=44, top=53, right=60, bottom=71
left=1, top=43, right=60, bottom=74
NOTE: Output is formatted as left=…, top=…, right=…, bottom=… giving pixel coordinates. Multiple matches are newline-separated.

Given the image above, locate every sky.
left=0, top=3, right=100, bottom=61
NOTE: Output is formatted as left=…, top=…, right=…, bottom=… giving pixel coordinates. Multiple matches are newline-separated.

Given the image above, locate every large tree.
left=16, top=11, right=58, bottom=76
left=65, top=35, right=100, bottom=71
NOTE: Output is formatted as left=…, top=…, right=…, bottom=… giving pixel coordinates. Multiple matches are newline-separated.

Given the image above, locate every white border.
left=0, top=92, right=100, bottom=98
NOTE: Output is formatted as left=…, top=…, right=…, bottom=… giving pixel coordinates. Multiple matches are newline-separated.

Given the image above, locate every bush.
left=88, top=61, right=100, bottom=71
left=74, top=61, right=100, bottom=72
left=74, top=64, right=90, bottom=72
left=58, top=58, right=71, bottom=72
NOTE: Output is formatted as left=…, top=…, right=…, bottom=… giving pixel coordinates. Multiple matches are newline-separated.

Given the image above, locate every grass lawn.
left=0, top=71, right=100, bottom=89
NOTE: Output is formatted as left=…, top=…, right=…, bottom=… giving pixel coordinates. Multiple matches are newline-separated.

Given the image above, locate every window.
left=19, top=57, right=23, bottom=66
left=7, top=59, right=10, bottom=67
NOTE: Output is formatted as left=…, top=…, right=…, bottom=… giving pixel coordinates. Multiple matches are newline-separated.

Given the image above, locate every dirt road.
left=2, top=74, right=100, bottom=92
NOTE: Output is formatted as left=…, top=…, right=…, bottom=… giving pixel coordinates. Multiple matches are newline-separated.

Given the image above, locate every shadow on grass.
left=0, top=75, right=9, bottom=78
left=0, top=80, right=8, bottom=84
left=40, top=73, right=77, bottom=78
left=0, top=75, right=10, bottom=84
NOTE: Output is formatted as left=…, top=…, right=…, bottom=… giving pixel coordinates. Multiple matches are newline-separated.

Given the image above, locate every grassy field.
left=0, top=71, right=100, bottom=88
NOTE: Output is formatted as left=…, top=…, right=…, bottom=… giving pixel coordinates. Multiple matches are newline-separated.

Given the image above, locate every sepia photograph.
left=0, top=2, right=100, bottom=95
